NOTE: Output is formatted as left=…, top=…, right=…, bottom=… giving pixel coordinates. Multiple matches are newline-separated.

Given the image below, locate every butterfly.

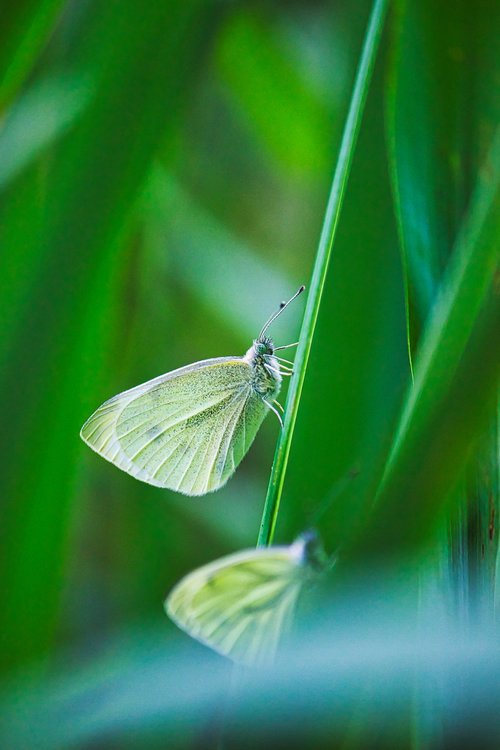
left=165, top=532, right=324, bottom=666
left=80, top=286, right=304, bottom=495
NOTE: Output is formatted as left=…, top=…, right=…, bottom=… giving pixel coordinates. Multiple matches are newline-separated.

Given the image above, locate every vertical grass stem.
left=257, top=0, right=390, bottom=547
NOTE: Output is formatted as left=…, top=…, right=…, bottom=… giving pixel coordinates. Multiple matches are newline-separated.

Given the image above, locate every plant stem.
left=257, top=0, right=390, bottom=547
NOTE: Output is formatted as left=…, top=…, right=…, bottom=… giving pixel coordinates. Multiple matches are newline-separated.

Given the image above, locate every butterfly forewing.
left=166, top=547, right=306, bottom=666
left=81, top=357, right=269, bottom=495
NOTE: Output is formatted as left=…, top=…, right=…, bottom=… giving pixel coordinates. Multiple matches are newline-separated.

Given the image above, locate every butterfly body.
left=243, top=335, right=282, bottom=398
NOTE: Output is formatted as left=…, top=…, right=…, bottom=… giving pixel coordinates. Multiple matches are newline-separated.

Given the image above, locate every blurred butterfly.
left=80, top=286, right=305, bottom=496
left=165, top=531, right=325, bottom=666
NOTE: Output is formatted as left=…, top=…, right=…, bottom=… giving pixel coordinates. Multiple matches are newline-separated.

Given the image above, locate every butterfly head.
left=292, top=530, right=328, bottom=572
left=254, top=335, right=275, bottom=357
left=244, top=286, right=305, bottom=400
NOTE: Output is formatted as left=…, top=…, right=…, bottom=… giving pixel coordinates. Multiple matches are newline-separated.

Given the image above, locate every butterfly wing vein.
left=166, top=549, right=304, bottom=665
left=80, top=358, right=270, bottom=494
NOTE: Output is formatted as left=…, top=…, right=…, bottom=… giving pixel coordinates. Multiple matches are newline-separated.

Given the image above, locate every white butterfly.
left=80, top=286, right=304, bottom=495
left=165, top=532, right=323, bottom=666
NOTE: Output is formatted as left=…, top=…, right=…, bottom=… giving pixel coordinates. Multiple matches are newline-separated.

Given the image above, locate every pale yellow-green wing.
left=80, top=357, right=269, bottom=495
left=166, top=541, right=308, bottom=666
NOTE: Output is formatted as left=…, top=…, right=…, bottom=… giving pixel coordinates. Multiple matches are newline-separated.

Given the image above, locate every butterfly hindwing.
left=80, top=357, right=269, bottom=495
left=166, top=545, right=306, bottom=666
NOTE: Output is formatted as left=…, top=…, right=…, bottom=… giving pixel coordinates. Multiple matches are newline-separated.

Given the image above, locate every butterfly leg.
left=265, top=363, right=292, bottom=378
left=273, top=400, right=284, bottom=413
left=274, top=342, right=299, bottom=351
left=275, top=359, right=294, bottom=374
left=264, top=399, right=284, bottom=429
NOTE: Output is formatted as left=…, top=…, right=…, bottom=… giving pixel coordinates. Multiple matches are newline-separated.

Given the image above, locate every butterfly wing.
left=80, top=357, right=269, bottom=495
left=166, top=545, right=306, bottom=666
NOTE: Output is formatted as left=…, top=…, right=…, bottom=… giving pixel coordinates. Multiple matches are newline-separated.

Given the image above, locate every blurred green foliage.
left=0, top=0, right=499, bottom=747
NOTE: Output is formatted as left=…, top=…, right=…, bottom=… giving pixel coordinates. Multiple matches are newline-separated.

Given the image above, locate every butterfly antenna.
left=258, top=285, right=305, bottom=339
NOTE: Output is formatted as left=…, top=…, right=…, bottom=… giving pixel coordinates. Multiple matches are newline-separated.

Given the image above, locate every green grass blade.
left=215, top=9, right=334, bottom=177
left=257, top=0, right=390, bottom=547
left=386, top=0, right=500, bottom=360
left=0, top=0, right=65, bottom=109
left=386, top=0, right=500, bottom=626
left=348, top=130, right=500, bottom=564
left=0, top=0, right=207, bottom=671
left=0, top=73, right=90, bottom=191
left=142, top=169, right=296, bottom=341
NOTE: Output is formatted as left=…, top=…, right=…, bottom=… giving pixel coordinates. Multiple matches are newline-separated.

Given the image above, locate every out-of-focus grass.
left=0, top=0, right=64, bottom=108
left=386, top=0, right=500, bottom=628
left=349, top=131, right=500, bottom=564
left=2, top=590, right=500, bottom=750
left=0, top=0, right=209, bottom=668
left=0, top=74, right=90, bottom=189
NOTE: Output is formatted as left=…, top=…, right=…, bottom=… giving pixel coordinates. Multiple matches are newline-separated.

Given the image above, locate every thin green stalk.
left=257, top=0, right=390, bottom=547
left=384, top=0, right=415, bottom=381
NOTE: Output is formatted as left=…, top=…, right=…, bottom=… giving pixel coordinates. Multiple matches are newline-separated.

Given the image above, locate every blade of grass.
left=257, top=0, right=390, bottom=547
left=346, top=129, right=500, bottom=565
left=215, top=9, right=333, bottom=177
left=142, top=168, right=297, bottom=341
left=0, top=0, right=208, bottom=671
left=0, top=0, right=65, bottom=109
left=0, top=73, right=90, bottom=191
left=386, top=0, right=500, bottom=628
left=386, top=0, right=500, bottom=334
